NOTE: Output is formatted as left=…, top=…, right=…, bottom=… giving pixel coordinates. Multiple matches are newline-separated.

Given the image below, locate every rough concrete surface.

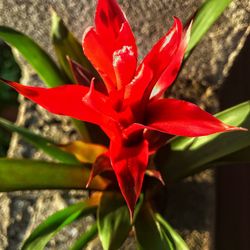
left=0, top=0, right=249, bottom=249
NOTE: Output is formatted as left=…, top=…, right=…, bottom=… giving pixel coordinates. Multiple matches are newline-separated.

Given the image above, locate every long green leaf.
left=0, top=117, right=79, bottom=164
left=97, top=192, right=131, bottom=250
left=0, top=159, right=108, bottom=191
left=185, top=0, right=233, bottom=58
left=202, top=145, right=250, bottom=169
left=0, top=26, right=66, bottom=87
left=0, top=26, right=91, bottom=142
left=216, top=145, right=250, bottom=164
left=135, top=202, right=173, bottom=250
left=22, top=196, right=99, bottom=250
left=155, top=213, right=189, bottom=250
left=70, top=223, right=98, bottom=250
left=51, top=10, right=101, bottom=142
left=155, top=101, right=250, bottom=182
left=51, top=10, right=99, bottom=81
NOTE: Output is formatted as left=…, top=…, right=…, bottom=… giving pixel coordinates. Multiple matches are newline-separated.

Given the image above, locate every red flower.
left=0, top=0, right=243, bottom=217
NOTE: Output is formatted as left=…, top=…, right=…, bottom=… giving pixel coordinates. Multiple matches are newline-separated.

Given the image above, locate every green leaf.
left=155, top=213, right=189, bottom=250
left=155, top=101, right=250, bottom=182
left=0, top=41, right=21, bottom=83
left=0, top=158, right=109, bottom=191
left=70, top=223, right=98, bottom=250
left=71, top=119, right=91, bottom=143
left=185, top=0, right=233, bottom=58
left=22, top=195, right=100, bottom=250
left=135, top=202, right=173, bottom=250
left=203, top=145, right=250, bottom=168
left=0, top=26, right=66, bottom=87
left=217, top=145, right=250, bottom=164
left=51, top=10, right=99, bottom=81
left=0, top=117, right=79, bottom=164
left=51, top=11, right=102, bottom=142
left=0, top=26, right=90, bottom=142
left=97, top=192, right=131, bottom=250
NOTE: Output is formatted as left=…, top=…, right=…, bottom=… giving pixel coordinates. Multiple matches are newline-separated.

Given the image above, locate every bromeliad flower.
left=0, top=0, right=244, bottom=217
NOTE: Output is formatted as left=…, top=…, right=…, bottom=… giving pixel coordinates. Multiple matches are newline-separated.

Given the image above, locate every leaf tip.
left=224, top=124, right=248, bottom=132
left=50, top=8, right=68, bottom=42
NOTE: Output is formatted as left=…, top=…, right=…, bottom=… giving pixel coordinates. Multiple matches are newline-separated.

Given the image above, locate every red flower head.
left=0, top=0, right=243, bottom=217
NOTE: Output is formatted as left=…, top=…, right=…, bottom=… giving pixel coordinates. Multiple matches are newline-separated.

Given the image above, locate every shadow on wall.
left=216, top=35, right=250, bottom=250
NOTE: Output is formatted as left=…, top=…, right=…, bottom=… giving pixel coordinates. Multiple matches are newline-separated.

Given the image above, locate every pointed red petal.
left=83, top=0, right=137, bottom=92
left=115, top=22, right=137, bottom=59
left=151, top=21, right=192, bottom=99
left=145, top=98, right=243, bottom=137
left=86, top=153, right=113, bottom=188
left=67, top=57, right=92, bottom=85
left=0, top=78, right=119, bottom=138
left=68, top=58, right=107, bottom=94
left=81, top=80, right=121, bottom=138
left=82, top=27, right=116, bottom=92
left=95, top=0, right=127, bottom=40
left=139, top=18, right=183, bottom=100
left=124, top=64, right=153, bottom=109
left=110, top=138, right=149, bottom=217
left=144, top=130, right=173, bottom=154
left=143, top=17, right=182, bottom=78
left=95, top=0, right=136, bottom=54
left=113, top=46, right=137, bottom=89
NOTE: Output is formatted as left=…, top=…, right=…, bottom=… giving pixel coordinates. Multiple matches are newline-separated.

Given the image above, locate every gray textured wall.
left=0, top=0, right=249, bottom=249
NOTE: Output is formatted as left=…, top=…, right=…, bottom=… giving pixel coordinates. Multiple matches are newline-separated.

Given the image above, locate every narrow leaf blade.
left=135, top=202, right=173, bottom=250
left=170, top=0, right=233, bottom=89
left=155, top=213, right=189, bottom=250
left=70, top=223, right=98, bottom=250
left=51, top=10, right=99, bottom=80
left=155, top=101, right=250, bottom=182
left=0, top=117, right=79, bottom=164
left=22, top=194, right=100, bottom=250
left=0, top=26, right=66, bottom=87
left=97, top=192, right=131, bottom=250
left=51, top=11, right=101, bottom=141
left=185, top=0, right=233, bottom=58
left=0, top=159, right=108, bottom=191
left=203, top=145, right=250, bottom=168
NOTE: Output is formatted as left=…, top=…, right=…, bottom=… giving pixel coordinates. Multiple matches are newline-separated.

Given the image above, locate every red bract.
left=0, top=0, right=244, bottom=217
